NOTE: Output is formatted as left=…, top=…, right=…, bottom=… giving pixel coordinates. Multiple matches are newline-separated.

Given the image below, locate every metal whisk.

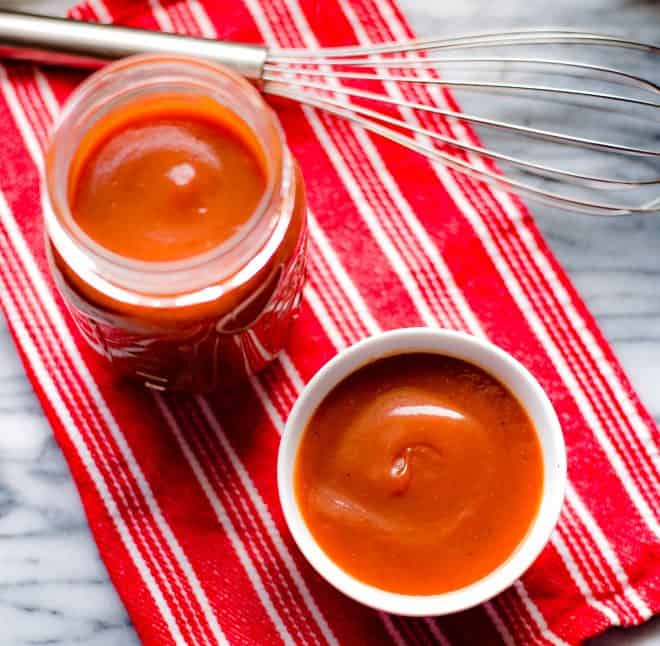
left=0, top=10, right=657, bottom=215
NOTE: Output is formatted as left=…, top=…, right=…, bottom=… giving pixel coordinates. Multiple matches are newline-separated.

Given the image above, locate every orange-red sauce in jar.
left=69, top=105, right=267, bottom=262
left=45, top=56, right=307, bottom=391
left=295, top=353, right=543, bottom=595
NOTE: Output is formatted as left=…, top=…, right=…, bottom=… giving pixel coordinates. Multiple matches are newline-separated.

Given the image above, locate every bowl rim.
left=277, top=327, right=567, bottom=616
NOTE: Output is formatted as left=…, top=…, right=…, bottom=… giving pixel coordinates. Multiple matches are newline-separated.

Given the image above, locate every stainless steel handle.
left=0, top=10, right=268, bottom=80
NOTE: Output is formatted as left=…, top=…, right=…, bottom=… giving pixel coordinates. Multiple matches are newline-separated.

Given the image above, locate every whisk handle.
left=0, top=10, right=267, bottom=80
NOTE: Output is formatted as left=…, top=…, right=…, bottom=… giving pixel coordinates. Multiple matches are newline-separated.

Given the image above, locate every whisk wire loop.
left=271, top=28, right=659, bottom=57
left=271, top=86, right=653, bottom=216
left=265, top=28, right=659, bottom=215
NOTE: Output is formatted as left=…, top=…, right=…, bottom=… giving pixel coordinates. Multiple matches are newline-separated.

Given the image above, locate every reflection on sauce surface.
left=295, top=353, right=543, bottom=595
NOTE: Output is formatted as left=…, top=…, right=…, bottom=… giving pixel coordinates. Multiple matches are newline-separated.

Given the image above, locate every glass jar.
left=43, top=55, right=307, bottom=392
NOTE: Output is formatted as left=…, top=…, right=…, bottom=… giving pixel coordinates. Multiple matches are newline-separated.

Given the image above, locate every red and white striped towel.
left=0, top=0, right=658, bottom=644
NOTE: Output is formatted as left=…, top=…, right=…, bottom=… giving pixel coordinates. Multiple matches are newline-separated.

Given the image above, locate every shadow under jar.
left=43, top=55, right=307, bottom=391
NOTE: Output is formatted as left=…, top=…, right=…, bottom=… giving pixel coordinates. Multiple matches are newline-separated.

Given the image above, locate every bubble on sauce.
left=390, top=454, right=408, bottom=479
left=389, top=444, right=445, bottom=496
left=167, top=162, right=196, bottom=187
left=389, top=448, right=412, bottom=496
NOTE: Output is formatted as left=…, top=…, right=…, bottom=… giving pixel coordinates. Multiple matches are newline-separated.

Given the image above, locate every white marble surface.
left=0, top=0, right=658, bottom=644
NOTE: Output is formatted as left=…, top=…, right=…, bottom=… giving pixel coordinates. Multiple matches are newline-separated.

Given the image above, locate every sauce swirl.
left=295, top=353, right=543, bottom=595
left=70, top=98, right=267, bottom=262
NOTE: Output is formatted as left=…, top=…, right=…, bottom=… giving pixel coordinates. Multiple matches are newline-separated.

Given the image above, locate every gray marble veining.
left=0, top=0, right=658, bottom=644
left=0, top=323, right=137, bottom=645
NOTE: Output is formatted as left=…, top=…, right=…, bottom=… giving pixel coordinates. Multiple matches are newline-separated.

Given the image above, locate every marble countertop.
left=0, top=0, right=658, bottom=644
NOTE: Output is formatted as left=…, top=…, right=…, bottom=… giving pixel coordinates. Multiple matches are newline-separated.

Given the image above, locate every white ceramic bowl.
left=278, top=328, right=566, bottom=616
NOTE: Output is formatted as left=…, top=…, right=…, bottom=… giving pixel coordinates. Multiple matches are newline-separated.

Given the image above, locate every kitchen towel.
left=0, top=0, right=658, bottom=644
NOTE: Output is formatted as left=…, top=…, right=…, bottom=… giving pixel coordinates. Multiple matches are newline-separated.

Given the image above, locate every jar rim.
left=44, top=54, right=294, bottom=307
